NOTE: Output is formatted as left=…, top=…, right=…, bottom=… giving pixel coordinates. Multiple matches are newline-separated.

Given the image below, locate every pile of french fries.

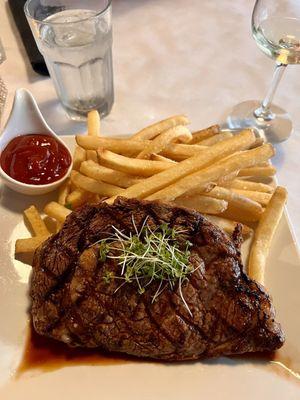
left=15, top=111, right=287, bottom=286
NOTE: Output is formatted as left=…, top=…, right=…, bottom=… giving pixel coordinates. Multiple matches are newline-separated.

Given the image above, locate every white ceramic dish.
left=0, top=135, right=299, bottom=400
left=0, top=89, right=73, bottom=195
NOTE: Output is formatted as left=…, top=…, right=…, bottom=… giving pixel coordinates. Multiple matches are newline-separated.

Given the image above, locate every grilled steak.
left=30, top=197, right=284, bottom=361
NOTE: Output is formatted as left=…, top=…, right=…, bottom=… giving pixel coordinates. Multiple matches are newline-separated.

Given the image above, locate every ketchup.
left=0, top=134, right=71, bottom=185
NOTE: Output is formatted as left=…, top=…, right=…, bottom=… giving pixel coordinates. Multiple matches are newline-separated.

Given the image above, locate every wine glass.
left=227, top=0, right=300, bottom=143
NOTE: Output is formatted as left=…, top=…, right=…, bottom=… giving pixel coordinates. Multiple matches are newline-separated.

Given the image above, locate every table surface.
left=0, top=0, right=299, bottom=247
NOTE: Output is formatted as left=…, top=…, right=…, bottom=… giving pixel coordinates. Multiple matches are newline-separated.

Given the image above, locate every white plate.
left=0, top=136, right=300, bottom=400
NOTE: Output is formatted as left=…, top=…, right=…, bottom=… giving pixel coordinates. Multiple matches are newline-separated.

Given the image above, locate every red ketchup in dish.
left=0, top=134, right=71, bottom=185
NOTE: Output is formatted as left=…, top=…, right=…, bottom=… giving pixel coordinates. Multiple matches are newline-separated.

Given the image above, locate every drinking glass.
left=25, top=0, right=114, bottom=121
left=227, top=0, right=300, bottom=142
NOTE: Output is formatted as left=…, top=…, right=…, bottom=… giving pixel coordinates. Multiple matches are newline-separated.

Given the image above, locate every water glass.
left=25, top=0, right=114, bottom=120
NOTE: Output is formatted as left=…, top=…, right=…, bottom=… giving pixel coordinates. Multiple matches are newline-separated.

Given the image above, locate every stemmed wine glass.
left=227, top=0, right=300, bottom=143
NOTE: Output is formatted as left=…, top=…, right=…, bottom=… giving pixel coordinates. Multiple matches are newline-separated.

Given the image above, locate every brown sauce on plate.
left=18, top=324, right=300, bottom=384
left=17, top=324, right=132, bottom=374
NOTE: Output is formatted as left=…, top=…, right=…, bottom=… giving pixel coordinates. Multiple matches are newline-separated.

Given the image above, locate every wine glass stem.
left=254, top=63, right=287, bottom=121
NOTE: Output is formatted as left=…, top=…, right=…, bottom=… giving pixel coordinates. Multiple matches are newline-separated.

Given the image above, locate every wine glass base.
left=226, top=100, right=293, bottom=143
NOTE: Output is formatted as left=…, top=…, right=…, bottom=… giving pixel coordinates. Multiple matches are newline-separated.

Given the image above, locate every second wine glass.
left=227, top=0, right=300, bottom=143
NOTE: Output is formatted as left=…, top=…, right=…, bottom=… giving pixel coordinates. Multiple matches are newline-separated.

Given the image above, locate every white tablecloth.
left=1, top=0, right=299, bottom=247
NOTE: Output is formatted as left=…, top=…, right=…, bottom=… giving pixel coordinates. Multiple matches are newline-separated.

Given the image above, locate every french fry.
left=86, top=150, right=98, bottom=163
left=249, top=137, right=264, bottom=149
left=238, top=165, right=276, bottom=177
left=219, top=208, right=260, bottom=223
left=131, top=115, right=189, bottom=141
left=183, top=182, right=217, bottom=197
left=230, top=189, right=272, bottom=206
left=106, top=130, right=256, bottom=204
left=190, top=125, right=220, bottom=144
left=248, top=187, right=287, bottom=284
left=98, top=149, right=174, bottom=177
left=86, top=193, right=102, bottom=204
left=204, top=214, right=253, bottom=238
left=198, top=131, right=233, bottom=146
left=217, top=171, right=239, bottom=186
left=24, top=205, right=50, bottom=237
left=44, top=202, right=72, bottom=223
left=43, top=216, right=61, bottom=234
left=53, top=220, right=62, bottom=233
left=161, top=143, right=206, bottom=161
left=16, top=109, right=288, bottom=269
left=223, top=178, right=274, bottom=193
left=147, top=144, right=274, bottom=203
left=87, top=110, right=101, bottom=136
left=256, top=162, right=270, bottom=167
left=70, top=180, right=77, bottom=191
left=93, top=194, right=101, bottom=203
left=15, top=235, right=50, bottom=254
left=136, top=125, right=193, bottom=159
left=58, top=179, right=71, bottom=205
left=80, top=160, right=142, bottom=188
left=76, top=135, right=206, bottom=160
left=67, top=188, right=93, bottom=208
left=71, top=171, right=124, bottom=197
left=151, top=154, right=177, bottom=163
left=175, top=195, right=228, bottom=214
left=73, top=146, right=86, bottom=171
left=202, top=186, right=263, bottom=220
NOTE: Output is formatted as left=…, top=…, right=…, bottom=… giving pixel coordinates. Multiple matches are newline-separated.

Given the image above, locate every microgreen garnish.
left=94, top=218, right=195, bottom=315
left=65, top=203, right=73, bottom=210
left=103, top=270, right=115, bottom=284
left=99, top=242, right=109, bottom=262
